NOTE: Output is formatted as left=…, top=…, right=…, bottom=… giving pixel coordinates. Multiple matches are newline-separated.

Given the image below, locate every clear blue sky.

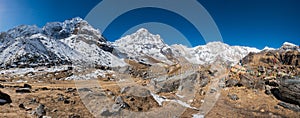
left=0, top=0, right=299, bottom=49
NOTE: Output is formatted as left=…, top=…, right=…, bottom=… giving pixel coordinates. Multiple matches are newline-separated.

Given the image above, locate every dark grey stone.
left=278, top=102, right=300, bottom=112
left=228, top=94, right=239, bottom=101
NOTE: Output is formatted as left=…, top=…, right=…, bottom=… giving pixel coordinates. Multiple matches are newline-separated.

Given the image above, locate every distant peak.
left=283, top=42, right=297, bottom=46
left=262, top=46, right=276, bottom=51
left=136, top=28, right=149, bottom=33
left=67, top=17, right=83, bottom=23
left=280, top=42, right=299, bottom=51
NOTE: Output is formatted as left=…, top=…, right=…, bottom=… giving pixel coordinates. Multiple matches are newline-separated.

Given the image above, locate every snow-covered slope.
left=172, top=42, right=260, bottom=65
left=114, top=28, right=261, bottom=65
left=113, top=28, right=174, bottom=64
left=0, top=17, right=125, bottom=68
left=279, top=42, right=299, bottom=51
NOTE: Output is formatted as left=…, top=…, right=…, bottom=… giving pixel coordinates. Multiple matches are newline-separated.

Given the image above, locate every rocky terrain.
left=0, top=17, right=299, bottom=118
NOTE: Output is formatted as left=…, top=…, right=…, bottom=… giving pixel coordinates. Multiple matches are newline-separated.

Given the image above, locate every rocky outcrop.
left=279, top=77, right=300, bottom=106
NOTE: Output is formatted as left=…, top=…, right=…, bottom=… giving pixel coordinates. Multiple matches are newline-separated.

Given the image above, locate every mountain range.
left=0, top=17, right=298, bottom=69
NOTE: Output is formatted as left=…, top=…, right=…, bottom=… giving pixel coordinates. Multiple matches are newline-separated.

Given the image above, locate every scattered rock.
left=120, top=86, right=130, bottom=94
left=41, top=87, right=49, bottom=91
left=78, top=88, right=92, bottom=92
left=19, top=103, right=26, bottom=109
left=52, top=109, right=58, bottom=112
left=100, top=107, right=114, bottom=117
left=29, top=98, right=37, bottom=104
left=57, top=95, right=65, bottom=101
left=107, top=91, right=114, bottom=96
left=228, top=94, right=239, bottom=101
left=65, top=88, right=76, bottom=93
left=226, top=79, right=238, bottom=87
left=0, top=84, right=4, bottom=88
left=0, top=91, right=12, bottom=105
left=64, top=99, right=70, bottom=104
left=199, top=89, right=206, bottom=96
left=200, top=77, right=209, bottom=87
left=115, top=96, right=123, bottom=104
left=210, top=88, right=217, bottom=93
left=68, top=114, right=80, bottom=118
left=35, top=104, right=46, bottom=117
left=23, top=83, right=32, bottom=89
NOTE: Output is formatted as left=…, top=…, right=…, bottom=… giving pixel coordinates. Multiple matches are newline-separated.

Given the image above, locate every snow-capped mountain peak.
left=113, top=28, right=173, bottom=64
left=115, top=28, right=164, bottom=46
left=280, top=42, right=299, bottom=51
left=283, top=42, right=297, bottom=47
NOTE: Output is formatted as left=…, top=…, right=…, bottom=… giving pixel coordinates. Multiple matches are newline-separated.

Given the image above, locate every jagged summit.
left=0, top=17, right=124, bottom=68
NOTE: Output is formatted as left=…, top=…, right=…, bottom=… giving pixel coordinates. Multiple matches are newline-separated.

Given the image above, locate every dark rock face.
left=278, top=78, right=300, bottom=106
left=0, top=91, right=12, bottom=105
left=278, top=102, right=300, bottom=112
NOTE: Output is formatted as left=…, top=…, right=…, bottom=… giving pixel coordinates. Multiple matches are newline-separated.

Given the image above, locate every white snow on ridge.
left=283, top=42, right=297, bottom=46
left=263, top=46, right=276, bottom=51
left=172, top=41, right=260, bottom=65
left=114, top=28, right=262, bottom=65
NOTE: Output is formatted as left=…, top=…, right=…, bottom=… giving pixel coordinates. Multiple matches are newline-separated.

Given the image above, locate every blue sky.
left=0, top=0, right=299, bottom=49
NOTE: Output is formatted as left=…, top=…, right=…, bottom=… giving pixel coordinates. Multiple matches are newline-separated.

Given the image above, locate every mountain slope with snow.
left=114, top=28, right=261, bottom=65
left=171, top=42, right=260, bottom=65
left=0, top=17, right=125, bottom=68
left=113, top=28, right=174, bottom=64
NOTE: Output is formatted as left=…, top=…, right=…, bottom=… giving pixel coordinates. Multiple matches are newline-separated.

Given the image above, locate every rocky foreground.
left=0, top=44, right=299, bottom=118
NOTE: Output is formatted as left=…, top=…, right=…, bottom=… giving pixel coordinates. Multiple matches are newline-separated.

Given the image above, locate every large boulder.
left=279, top=77, right=300, bottom=106
left=120, top=86, right=159, bottom=112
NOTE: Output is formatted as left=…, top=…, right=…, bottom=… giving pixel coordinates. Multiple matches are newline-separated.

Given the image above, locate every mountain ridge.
left=0, top=17, right=298, bottom=69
